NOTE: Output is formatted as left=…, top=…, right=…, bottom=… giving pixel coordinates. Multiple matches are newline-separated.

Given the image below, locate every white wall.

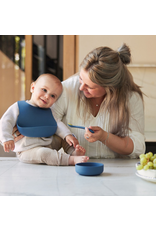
left=79, top=35, right=156, bottom=64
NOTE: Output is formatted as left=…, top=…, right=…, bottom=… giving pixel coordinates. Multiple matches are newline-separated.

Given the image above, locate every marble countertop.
left=0, top=157, right=156, bottom=196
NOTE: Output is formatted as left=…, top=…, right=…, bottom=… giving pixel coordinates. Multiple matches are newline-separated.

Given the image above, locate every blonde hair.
left=78, top=43, right=144, bottom=137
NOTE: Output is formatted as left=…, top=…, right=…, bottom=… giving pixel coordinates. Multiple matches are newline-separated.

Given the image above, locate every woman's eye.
left=79, top=78, right=82, bottom=83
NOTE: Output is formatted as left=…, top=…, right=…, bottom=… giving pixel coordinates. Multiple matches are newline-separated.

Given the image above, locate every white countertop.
left=0, top=157, right=156, bottom=196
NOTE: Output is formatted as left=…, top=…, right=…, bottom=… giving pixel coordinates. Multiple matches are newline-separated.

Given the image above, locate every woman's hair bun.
left=117, top=43, right=131, bottom=65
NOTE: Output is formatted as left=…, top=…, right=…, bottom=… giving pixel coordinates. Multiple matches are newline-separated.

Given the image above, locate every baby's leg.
left=38, top=147, right=89, bottom=166
left=50, top=135, right=87, bottom=158
left=51, top=135, right=75, bottom=155
left=71, top=145, right=86, bottom=156
left=17, top=144, right=88, bottom=166
left=17, top=146, right=70, bottom=166
left=68, top=155, right=89, bottom=165
left=16, top=147, right=44, bottom=164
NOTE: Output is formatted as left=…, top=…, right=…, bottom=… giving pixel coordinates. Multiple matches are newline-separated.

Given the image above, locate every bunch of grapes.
left=136, top=152, right=156, bottom=170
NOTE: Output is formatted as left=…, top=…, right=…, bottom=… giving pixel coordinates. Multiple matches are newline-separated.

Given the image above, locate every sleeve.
left=128, top=131, right=145, bottom=158
left=52, top=82, right=69, bottom=121
left=55, top=120, right=72, bottom=139
left=0, top=102, right=19, bottom=143
left=51, top=108, right=72, bottom=140
left=52, top=75, right=79, bottom=121
left=128, top=93, right=145, bottom=158
left=51, top=75, right=79, bottom=139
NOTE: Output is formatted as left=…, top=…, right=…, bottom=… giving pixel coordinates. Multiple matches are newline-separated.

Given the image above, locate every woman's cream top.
left=52, top=75, right=145, bottom=158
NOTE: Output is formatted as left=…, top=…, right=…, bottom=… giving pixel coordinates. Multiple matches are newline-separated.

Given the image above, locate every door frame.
left=25, top=35, right=32, bottom=100
left=25, top=35, right=78, bottom=99
left=63, top=35, right=79, bottom=80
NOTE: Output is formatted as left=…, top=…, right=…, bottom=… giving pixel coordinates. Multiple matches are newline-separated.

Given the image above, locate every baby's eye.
left=51, top=95, right=55, bottom=98
left=42, top=88, right=47, bottom=93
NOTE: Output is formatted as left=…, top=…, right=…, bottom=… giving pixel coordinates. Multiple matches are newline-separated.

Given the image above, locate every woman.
left=52, top=43, right=145, bottom=158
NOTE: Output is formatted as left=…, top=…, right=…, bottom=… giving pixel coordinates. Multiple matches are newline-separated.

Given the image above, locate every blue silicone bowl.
left=75, top=162, right=104, bottom=176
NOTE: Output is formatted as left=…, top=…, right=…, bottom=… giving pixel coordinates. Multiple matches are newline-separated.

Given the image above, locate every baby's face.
left=30, top=76, right=62, bottom=108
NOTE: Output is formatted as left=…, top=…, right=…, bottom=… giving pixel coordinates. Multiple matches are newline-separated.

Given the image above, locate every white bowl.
left=136, top=162, right=156, bottom=178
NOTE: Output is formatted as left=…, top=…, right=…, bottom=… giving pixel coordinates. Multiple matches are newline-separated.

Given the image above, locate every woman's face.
left=79, top=69, right=106, bottom=99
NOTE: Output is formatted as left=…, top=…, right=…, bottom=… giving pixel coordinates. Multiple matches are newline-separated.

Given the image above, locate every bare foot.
left=69, top=155, right=89, bottom=165
left=71, top=144, right=86, bottom=156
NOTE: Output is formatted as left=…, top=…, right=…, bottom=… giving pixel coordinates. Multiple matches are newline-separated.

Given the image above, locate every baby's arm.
left=55, top=120, right=79, bottom=147
left=52, top=108, right=79, bottom=147
left=0, top=102, right=19, bottom=149
left=65, top=134, right=79, bottom=148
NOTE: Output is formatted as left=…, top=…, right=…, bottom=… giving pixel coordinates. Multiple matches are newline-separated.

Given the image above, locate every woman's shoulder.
left=128, top=92, right=144, bottom=110
left=62, top=74, right=79, bottom=88
left=62, top=74, right=80, bottom=97
left=129, top=91, right=143, bottom=103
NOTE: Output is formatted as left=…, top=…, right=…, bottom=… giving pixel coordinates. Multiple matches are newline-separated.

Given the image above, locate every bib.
left=17, top=101, right=57, bottom=137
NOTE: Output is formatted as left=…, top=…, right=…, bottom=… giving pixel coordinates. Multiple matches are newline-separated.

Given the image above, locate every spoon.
left=68, top=123, right=94, bottom=133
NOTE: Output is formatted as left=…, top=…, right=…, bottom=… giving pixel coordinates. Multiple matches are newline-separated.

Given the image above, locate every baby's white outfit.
left=0, top=101, right=73, bottom=165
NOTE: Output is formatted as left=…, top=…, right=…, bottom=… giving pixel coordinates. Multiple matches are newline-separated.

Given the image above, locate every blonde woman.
left=52, top=43, right=145, bottom=158
left=13, top=44, right=145, bottom=158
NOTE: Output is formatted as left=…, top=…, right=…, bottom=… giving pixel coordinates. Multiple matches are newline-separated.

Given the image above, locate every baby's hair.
left=36, top=73, right=61, bottom=84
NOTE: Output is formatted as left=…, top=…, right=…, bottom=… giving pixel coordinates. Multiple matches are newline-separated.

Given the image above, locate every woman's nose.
left=79, top=83, right=85, bottom=91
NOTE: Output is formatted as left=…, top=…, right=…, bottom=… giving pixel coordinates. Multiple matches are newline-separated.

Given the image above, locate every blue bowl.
left=75, top=162, right=104, bottom=176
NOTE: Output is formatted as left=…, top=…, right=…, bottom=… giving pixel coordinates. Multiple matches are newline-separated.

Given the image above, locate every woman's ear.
left=30, top=82, right=35, bottom=93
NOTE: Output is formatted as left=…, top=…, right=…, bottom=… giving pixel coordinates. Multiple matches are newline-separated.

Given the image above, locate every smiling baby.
left=0, top=74, right=89, bottom=165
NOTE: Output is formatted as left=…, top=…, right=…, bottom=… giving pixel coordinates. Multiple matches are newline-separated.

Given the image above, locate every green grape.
left=140, top=157, right=147, bottom=166
left=144, top=165, right=149, bottom=170
left=148, top=152, right=153, bottom=157
left=139, top=154, right=145, bottom=159
left=150, top=156, right=155, bottom=162
left=145, top=153, right=150, bottom=159
left=137, top=152, right=156, bottom=171
left=136, top=165, right=143, bottom=170
left=147, top=162, right=153, bottom=167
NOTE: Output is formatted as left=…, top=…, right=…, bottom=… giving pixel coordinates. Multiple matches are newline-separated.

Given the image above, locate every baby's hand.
left=65, top=135, right=79, bottom=148
left=3, top=140, right=15, bottom=152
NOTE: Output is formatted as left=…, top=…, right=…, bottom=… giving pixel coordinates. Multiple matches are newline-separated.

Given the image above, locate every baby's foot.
left=69, top=155, right=89, bottom=166
left=71, top=144, right=86, bottom=156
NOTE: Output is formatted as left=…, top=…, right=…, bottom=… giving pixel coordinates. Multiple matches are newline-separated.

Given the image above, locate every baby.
left=0, top=73, right=89, bottom=165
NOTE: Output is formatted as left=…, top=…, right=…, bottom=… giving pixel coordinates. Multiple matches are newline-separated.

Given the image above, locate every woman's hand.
left=12, top=125, right=24, bottom=143
left=85, top=126, right=134, bottom=155
left=84, top=126, right=107, bottom=143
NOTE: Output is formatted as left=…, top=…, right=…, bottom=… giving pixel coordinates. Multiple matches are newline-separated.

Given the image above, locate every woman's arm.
left=84, top=93, right=145, bottom=157
left=84, top=126, right=134, bottom=155
left=12, top=125, right=24, bottom=142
